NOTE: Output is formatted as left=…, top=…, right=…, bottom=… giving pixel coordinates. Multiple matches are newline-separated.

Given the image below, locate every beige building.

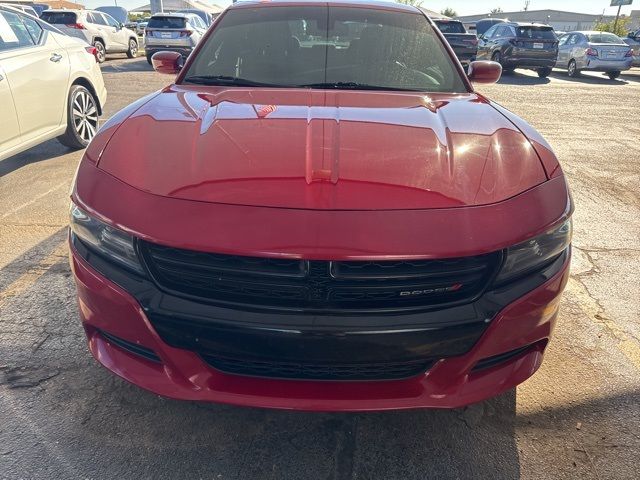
left=455, top=9, right=626, bottom=32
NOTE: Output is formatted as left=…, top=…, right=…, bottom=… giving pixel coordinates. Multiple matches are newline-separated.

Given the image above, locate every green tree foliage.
left=490, top=8, right=503, bottom=14
left=397, top=0, right=424, bottom=6
left=441, top=8, right=458, bottom=17
left=594, top=17, right=631, bottom=37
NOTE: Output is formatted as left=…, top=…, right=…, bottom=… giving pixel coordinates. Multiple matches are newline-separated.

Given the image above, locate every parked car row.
left=434, top=16, right=635, bottom=80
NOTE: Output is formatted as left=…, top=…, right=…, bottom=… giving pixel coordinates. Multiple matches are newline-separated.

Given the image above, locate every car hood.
left=97, top=86, right=547, bottom=210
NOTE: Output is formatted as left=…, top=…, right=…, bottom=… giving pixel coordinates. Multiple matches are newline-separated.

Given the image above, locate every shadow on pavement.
left=549, top=70, right=631, bottom=85
left=497, top=71, right=551, bottom=86
left=0, top=141, right=73, bottom=178
left=100, top=57, right=154, bottom=74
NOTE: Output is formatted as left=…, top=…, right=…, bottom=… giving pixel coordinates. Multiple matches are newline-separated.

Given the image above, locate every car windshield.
left=517, top=26, right=556, bottom=39
left=183, top=6, right=466, bottom=93
left=586, top=32, right=622, bottom=44
left=40, top=11, right=76, bottom=24
left=434, top=21, right=466, bottom=34
left=148, top=16, right=187, bottom=29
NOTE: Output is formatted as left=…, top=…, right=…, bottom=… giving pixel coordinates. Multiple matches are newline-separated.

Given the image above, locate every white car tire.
left=57, top=85, right=99, bottom=149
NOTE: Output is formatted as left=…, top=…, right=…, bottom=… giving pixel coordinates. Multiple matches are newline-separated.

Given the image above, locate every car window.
left=40, top=11, right=77, bottom=25
left=92, top=13, right=108, bottom=26
left=184, top=5, right=467, bottom=93
left=568, top=34, right=579, bottom=45
left=434, top=21, right=465, bottom=34
left=586, top=32, right=622, bottom=44
left=103, top=13, right=120, bottom=28
left=483, top=25, right=498, bottom=39
left=21, top=15, right=43, bottom=44
left=495, top=26, right=510, bottom=38
left=517, top=26, right=556, bottom=40
left=0, top=10, right=36, bottom=51
left=558, top=34, right=569, bottom=46
left=148, top=16, right=187, bottom=29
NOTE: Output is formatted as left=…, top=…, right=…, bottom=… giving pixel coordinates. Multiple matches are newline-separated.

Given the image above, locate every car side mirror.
left=152, top=51, right=184, bottom=74
left=467, top=60, right=502, bottom=84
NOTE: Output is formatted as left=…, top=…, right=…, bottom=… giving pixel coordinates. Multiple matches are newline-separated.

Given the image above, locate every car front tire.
left=57, top=85, right=99, bottom=149
left=607, top=71, right=621, bottom=80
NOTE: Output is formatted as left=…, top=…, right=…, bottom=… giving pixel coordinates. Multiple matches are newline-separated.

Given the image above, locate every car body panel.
left=432, top=19, right=478, bottom=65
left=0, top=6, right=106, bottom=161
left=477, top=23, right=558, bottom=70
left=96, top=86, right=548, bottom=210
left=144, top=13, right=206, bottom=58
left=41, top=9, right=137, bottom=53
left=0, top=63, right=21, bottom=150
left=557, top=31, right=633, bottom=72
left=70, top=0, right=571, bottom=411
left=74, top=160, right=568, bottom=260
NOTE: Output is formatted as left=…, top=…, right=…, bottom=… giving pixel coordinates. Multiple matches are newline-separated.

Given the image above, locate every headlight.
left=70, top=203, right=144, bottom=274
left=494, top=219, right=572, bottom=285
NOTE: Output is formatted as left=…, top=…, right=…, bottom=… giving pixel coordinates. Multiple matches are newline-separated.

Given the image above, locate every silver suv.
left=40, top=9, right=139, bottom=63
left=144, top=13, right=207, bottom=64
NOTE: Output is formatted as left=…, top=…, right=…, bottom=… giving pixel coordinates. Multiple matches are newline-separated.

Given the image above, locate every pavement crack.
left=0, top=366, right=60, bottom=389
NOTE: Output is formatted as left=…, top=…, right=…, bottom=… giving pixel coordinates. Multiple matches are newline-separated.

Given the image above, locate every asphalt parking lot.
left=1, top=57, right=639, bottom=479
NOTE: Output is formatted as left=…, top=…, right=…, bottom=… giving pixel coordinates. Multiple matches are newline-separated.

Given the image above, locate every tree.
left=441, top=7, right=457, bottom=18
left=594, top=16, right=631, bottom=37
left=490, top=8, right=503, bottom=14
left=397, top=0, right=423, bottom=6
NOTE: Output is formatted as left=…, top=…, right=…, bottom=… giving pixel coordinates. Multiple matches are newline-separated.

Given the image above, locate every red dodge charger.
left=69, top=0, right=572, bottom=411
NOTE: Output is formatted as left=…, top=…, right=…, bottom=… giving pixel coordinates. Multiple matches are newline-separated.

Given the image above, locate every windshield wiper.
left=300, top=82, right=420, bottom=92
left=182, top=75, right=289, bottom=88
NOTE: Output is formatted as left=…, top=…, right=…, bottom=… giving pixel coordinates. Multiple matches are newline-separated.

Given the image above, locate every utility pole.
left=614, top=3, right=623, bottom=32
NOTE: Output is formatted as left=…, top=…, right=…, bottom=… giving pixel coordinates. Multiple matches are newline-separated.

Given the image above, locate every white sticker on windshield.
left=0, top=13, right=20, bottom=43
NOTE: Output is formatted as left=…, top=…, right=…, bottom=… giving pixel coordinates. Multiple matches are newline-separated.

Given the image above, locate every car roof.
left=230, top=0, right=420, bottom=14
left=41, top=9, right=83, bottom=13
left=571, top=31, right=619, bottom=35
left=505, top=22, right=553, bottom=28
left=150, top=12, right=193, bottom=18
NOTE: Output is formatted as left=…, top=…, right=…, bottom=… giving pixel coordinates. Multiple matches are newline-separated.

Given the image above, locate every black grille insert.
left=201, top=354, right=433, bottom=381
left=99, top=330, right=161, bottom=363
left=139, top=242, right=500, bottom=312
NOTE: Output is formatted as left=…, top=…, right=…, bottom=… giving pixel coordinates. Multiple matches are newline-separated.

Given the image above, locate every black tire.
left=607, top=71, right=621, bottom=80
left=491, top=51, right=502, bottom=65
left=126, top=38, right=138, bottom=58
left=146, top=53, right=153, bottom=65
left=537, top=67, right=552, bottom=78
left=57, top=85, right=99, bottom=149
left=93, top=40, right=106, bottom=63
left=503, top=68, right=515, bottom=75
left=567, top=59, right=579, bottom=77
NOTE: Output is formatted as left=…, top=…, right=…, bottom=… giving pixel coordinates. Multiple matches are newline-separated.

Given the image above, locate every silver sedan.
left=556, top=31, right=633, bottom=79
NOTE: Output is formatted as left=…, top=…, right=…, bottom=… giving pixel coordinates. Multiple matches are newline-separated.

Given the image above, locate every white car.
left=40, top=9, right=138, bottom=63
left=0, top=5, right=107, bottom=161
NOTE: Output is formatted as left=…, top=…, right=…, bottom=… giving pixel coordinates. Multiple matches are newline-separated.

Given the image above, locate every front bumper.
left=70, top=236, right=570, bottom=411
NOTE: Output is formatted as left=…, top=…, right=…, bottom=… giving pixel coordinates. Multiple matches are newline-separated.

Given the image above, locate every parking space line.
left=0, top=181, right=68, bottom=220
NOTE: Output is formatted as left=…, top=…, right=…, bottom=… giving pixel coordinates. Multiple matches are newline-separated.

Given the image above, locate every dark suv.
left=477, top=22, right=559, bottom=77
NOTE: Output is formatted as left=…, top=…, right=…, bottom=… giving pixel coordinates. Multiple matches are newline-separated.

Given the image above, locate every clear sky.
left=81, top=0, right=637, bottom=17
